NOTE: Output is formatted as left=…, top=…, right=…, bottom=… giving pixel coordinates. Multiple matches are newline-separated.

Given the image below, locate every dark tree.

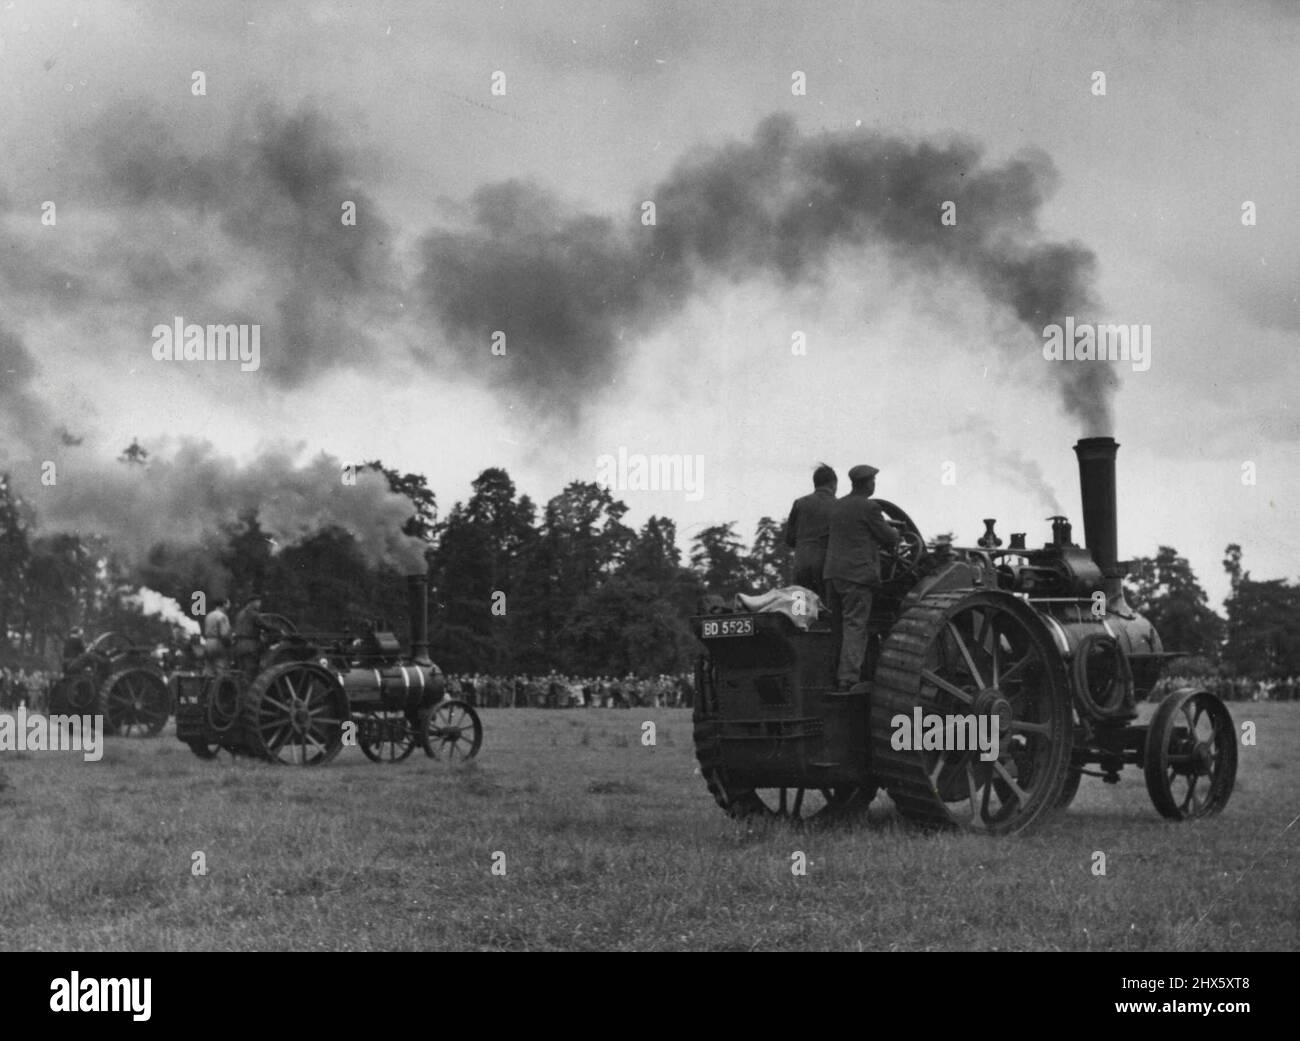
left=1123, top=545, right=1223, bottom=658
left=690, top=522, right=749, bottom=595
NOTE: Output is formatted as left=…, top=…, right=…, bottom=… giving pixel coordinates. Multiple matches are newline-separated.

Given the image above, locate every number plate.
left=701, top=617, right=754, bottom=638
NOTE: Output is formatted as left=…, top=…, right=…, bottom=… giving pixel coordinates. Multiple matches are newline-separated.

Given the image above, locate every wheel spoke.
left=265, top=723, right=292, bottom=749
left=920, top=669, right=974, bottom=706
left=966, top=760, right=985, bottom=828
left=997, top=654, right=1034, bottom=687
left=993, top=762, right=1030, bottom=805
left=261, top=693, right=293, bottom=714
left=946, top=622, right=987, bottom=690
left=1010, top=719, right=1051, bottom=737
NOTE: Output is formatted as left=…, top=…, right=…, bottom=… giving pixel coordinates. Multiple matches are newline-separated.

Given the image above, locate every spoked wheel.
left=1057, top=765, right=1084, bottom=808
left=358, top=712, right=417, bottom=763
left=260, top=614, right=298, bottom=635
left=242, top=662, right=348, bottom=766
left=101, top=668, right=171, bottom=736
left=703, top=776, right=877, bottom=824
left=1144, top=688, right=1237, bottom=820
left=871, top=590, right=1073, bottom=835
left=422, top=699, right=482, bottom=760
left=55, top=675, right=98, bottom=714
left=1058, top=712, right=1085, bottom=808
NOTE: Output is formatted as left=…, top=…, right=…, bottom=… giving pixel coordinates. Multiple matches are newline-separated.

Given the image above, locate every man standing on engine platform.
left=784, top=463, right=838, bottom=598
left=203, top=597, right=232, bottom=673
left=823, top=464, right=901, bottom=691
left=233, top=593, right=275, bottom=677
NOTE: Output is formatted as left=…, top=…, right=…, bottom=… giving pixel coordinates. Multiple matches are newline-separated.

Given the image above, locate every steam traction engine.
left=173, top=574, right=482, bottom=765
left=692, top=438, right=1237, bottom=834
left=50, top=632, right=171, bottom=737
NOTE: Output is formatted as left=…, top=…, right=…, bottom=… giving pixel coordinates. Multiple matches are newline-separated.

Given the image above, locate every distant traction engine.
left=50, top=632, right=171, bottom=737
left=173, top=574, right=482, bottom=765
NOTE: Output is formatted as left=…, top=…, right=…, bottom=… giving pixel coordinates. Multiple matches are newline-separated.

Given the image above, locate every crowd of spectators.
left=7, top=659, right=1297, bottom=717
left=1150, top=674, right=1300, bottom=702
left=0, top=667, right=55, bottom=712
left=444, top=672, right=695, bottom=709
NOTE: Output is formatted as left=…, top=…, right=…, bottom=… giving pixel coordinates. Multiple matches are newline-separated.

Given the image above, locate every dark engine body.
left=691, top=438, right=1237, bottom=832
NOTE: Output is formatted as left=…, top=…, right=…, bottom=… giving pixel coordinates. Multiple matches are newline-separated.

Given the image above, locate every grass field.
left=1, top=702, right=1296, bottom=951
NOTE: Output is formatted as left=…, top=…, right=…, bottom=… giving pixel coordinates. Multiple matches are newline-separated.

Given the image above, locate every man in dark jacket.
left=785, top=463, right=837, bottom=598
left=233, top=594, right=275, bottom=677
left=823, top=465, right=901, bottom=690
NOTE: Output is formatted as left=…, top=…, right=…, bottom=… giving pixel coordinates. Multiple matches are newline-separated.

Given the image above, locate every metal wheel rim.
left=919, top=600, right=1067, bottom=830
left=704, top=773, right=875, bottom=824
left=104, top=671, right=170, bottom=737
left=358, top=712, right=417, bottom=763
left=252, top=665, right=347, bottom=766
left=1145, top=689, right=1237, bottom=819
left=424, top=700, right=482, bottom=760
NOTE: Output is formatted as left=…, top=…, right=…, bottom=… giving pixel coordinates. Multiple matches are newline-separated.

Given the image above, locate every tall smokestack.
left=1073, top=437, right=1123, bottom=600
left=406, top=573, right=431, bottom=665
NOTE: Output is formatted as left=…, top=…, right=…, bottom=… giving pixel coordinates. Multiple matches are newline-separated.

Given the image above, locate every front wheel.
left=422, top=699, right=482, bottom=760
left=1144, top=688, right=1236, bottom=819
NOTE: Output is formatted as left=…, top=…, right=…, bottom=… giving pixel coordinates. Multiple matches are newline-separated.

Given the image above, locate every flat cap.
left=848, top=464, right=879, bottom=482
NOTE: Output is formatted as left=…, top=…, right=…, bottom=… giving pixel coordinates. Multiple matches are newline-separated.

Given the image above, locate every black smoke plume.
left=421, top=113, right=1114, bottom=430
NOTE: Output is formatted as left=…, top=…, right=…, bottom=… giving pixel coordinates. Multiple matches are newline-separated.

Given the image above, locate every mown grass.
left=0, top=704, right=1296, bottom=951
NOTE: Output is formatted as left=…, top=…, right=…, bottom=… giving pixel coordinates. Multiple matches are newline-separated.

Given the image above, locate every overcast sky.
left=0, top=0, right=1295, bottom=608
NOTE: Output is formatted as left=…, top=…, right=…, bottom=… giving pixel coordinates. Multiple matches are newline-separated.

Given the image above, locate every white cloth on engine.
left=734, top=586, right=825, bottom=629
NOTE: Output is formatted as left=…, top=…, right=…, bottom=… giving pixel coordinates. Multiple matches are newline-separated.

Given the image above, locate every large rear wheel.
left=871, top=591, right=1072, bottom=835
left=241, top=662, right=347, bottom=766
left=700, top=776, right=876, bottom=824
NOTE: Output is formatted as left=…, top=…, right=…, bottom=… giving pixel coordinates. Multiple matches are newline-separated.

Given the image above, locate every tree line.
left=1, top=454, right=1296, bottom=680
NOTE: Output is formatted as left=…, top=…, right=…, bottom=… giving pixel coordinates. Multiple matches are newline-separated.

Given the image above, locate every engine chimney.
left=1073, top=437, right=1123, bottom=600
left=406, top=572, right=431, bottom=665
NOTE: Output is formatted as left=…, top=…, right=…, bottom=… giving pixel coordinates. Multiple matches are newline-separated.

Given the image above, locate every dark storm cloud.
left=86, top=103, right=398, bottom=385
left=6, top=103, right=1115, bottom=444
left=420, top=113, right=1114, bottom=429
left=421, top=180, right=667, bottom=396
left=34, top=441, right=429, bottom=574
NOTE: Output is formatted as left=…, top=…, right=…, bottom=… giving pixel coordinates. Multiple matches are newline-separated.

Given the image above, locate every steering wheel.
left=260, top=613, right=298, bottom=637
left=89, top=631, right=135, bottom=660
left=874, top=499, right=925, bottom=583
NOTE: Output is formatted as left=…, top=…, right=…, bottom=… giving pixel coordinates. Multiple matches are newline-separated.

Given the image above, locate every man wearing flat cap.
left=233, top=592, right=275, bottom=677
left=784, top=462, right=837, bottom=599
left=823, top=464, right=901, bottom=690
